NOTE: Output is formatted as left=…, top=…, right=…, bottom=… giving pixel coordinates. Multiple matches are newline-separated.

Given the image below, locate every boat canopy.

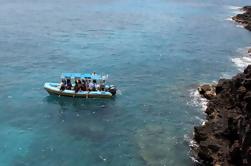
left=61, top=73, right=102, bottom=80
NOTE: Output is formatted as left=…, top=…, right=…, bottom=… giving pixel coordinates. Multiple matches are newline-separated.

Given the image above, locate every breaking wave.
left=226, top=5, right=244, bottom=14
left=225, top=5, right=245, bottom=29
left=188, top=89, right=208, bottom=112
left=232, top=47, right=251, bottom=71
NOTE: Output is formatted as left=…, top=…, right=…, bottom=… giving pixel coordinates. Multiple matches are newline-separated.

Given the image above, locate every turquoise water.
left=1, top=0, right=251, bottom=165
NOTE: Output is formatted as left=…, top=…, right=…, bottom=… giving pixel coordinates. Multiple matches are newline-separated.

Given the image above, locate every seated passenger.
left=92, top=80, right=97, bottom=91
left=66, top=79, right=72, bottom=90
left=74, top=79, right=78, bottom=93
left=60, top=79, right=66, bottom=91
left=95, top=84, right=100, bottom=91
left=81, top=79, right=87, bottom=91
left=100, top=80, right=105, bottom=91
left=88, top=81, right=94, bottom=91
left=77, top=79, right=82, bottom=91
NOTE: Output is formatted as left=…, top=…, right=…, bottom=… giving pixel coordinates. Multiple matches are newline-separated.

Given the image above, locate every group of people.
left=59, top=78, right=105, bottom=93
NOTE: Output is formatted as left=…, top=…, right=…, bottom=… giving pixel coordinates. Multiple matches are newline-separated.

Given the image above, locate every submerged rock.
left=193, top=65, right=251, bottom=165
left=248, top=48, right=251, bottom=54
left=136, top=125, right=177, bottom=166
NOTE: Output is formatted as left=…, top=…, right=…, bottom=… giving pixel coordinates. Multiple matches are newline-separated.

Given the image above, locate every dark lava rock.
left=232, top=6, right=251, bottom=31
left=198, top=84, right=216, bottom=100
left=248, top=48, right=251, bottom=54
left=193, top=65, right=251, bottom=166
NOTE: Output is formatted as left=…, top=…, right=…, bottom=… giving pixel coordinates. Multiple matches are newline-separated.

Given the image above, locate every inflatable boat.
left=44, top=73, right=116, bottom=98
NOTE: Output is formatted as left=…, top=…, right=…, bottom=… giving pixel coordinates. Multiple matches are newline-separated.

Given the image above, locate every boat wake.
left=231, top=47, right=251, bottom=71
left=116, top=89, right=122, bottom=95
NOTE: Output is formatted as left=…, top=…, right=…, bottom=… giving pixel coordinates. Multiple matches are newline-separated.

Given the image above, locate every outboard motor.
left=108, top=85, right=117, bottom=96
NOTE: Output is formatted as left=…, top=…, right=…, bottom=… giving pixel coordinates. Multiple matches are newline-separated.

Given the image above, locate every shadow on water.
left=44, top=95, right=117, bottom=112
left=42, top=95, right=122, bottom=125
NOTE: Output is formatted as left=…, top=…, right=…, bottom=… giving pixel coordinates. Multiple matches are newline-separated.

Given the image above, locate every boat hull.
left=44, top=82, right=113, bottom=98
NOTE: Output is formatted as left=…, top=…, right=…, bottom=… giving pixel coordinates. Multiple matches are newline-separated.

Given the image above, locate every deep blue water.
left=1, top=0, right=251, bottom=165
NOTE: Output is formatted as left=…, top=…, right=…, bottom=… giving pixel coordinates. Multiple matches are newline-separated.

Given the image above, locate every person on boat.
left=81, top=79, right=87, bottom=91
left=100, top=80, right=105, bottom=91
left=95, top=83, right=100, bottom=91
left=77, top=79, right=82, bottom=92
left=66, top=79, right=72, bottom=90
left=60, top=79, right=66, bottom=91
left=85, top=79, right=89, bottom=90
left=88, top=81, right=94, bottom=91
left=74, top=79, right=78, bottom=93
left=93, top=80, right=98, bottom=91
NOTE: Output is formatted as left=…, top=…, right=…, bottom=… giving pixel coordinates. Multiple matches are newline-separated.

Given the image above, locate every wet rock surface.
left=232, top=6, right=251, bottom=31
left=193, top=65, right=251, bottom=165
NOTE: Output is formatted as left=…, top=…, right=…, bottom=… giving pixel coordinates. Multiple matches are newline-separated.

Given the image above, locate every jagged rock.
left=192, top=7, right=251, bottom=165
left=248, top=48, right=251, bottom=54
left=215, top=79, right=230, bottom=94
left=229, top=140, right=242, bottom=165
left=193, top=65, right=251, bottom=165
left=244, top=65, right=251, bottom=74
left=232, top=6, right=251, bottom=31
left=244, top=92, right=251, bottom=103
left=194, top=126, right=209, bottom=143
left=243, top=79, right=251, bottom=89
left=237, top=86, right=247, bottom=94
left=198, top=84, right=216, bottom=100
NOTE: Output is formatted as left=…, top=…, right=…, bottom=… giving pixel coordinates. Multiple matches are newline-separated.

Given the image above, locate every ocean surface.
left=0, top=0, right=251, bottom=165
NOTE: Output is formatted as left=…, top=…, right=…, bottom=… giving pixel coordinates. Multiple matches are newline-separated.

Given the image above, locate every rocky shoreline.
left=193, top=6, right=251, bottom=166
left=232, top=6, right=251, bottom=31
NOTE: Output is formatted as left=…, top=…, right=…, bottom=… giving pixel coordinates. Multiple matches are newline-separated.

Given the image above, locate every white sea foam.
left=116, top=89, right=122, bottom=95
left=226, top=5, right=245, bottom=14
left=225, top=17, right=233, bottom=22
left=232, top=10, right=245, bottom=15
left=195, top=116, right=205, bottom=124
left=184, top=134, right=197, bottom=148
left=188, top=89, right=208, bottom=111
left=184, top=134, right=200, bottom=163
left=232, top=56, right=251, bottom=71
left=236, top=24, right=245, bottom=28
left=227, top=5, right=242, bottom=10
left=225, top=5, right=245, bottom=23
left=232, top=47, right=251, bottom=71
left=220, top=73, right=232, bottom=79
